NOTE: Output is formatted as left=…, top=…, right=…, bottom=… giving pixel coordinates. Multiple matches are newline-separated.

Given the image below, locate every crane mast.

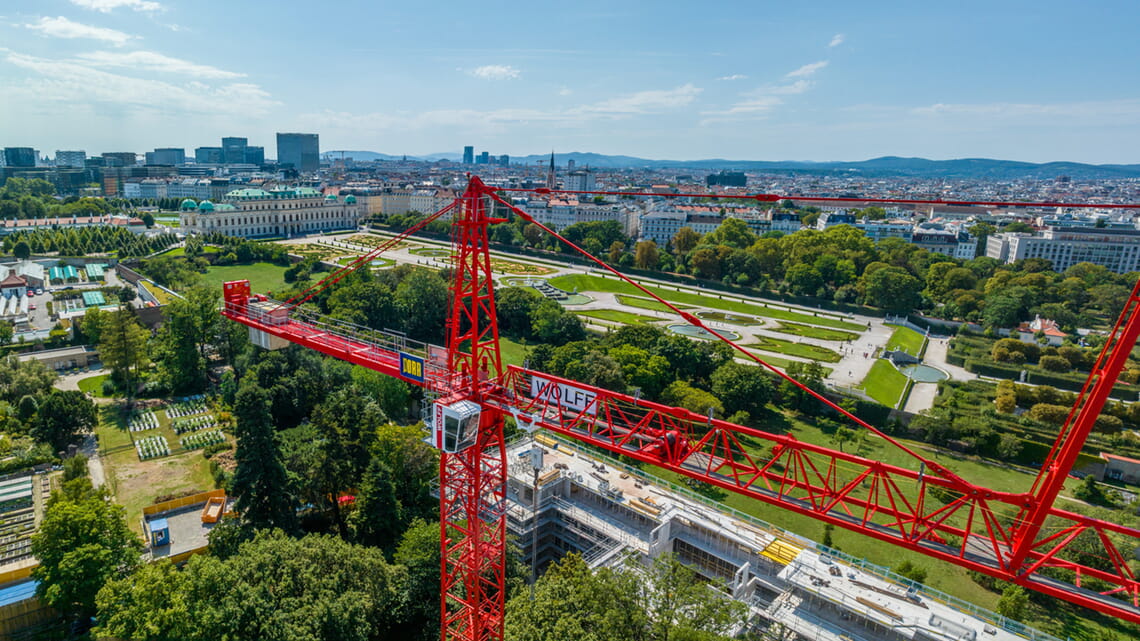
left=220, top=178, right=1140, bottom=639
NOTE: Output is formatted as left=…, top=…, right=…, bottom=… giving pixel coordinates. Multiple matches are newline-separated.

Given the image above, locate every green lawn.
left=77, top=374, right=109, bottom=397
left=615, top=295, right=693, bottom=313
left=773, top=322, right=860, bottom=342
left=577, top=309, right=659, bottom=325
left=498, top=336, right=529, bottom=367
left=200, top=262, right=289, bottom=295
left=748, top=336, right=841, bottom=362
left=863, top=359, right=911, bottom=407
left=885, top=324, right=927, bottom=357
left=549, top=274, right=862, bottom=331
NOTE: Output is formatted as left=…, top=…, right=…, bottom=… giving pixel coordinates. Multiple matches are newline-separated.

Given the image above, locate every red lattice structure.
left=221, top=176, right=1140, bottom=640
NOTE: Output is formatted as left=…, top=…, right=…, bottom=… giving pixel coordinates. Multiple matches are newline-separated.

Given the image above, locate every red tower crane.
left=222, top=176, right=1140, bottom=640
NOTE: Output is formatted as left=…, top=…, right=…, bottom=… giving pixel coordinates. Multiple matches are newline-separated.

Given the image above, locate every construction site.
left=220, top=177, right=1140, bottom=641
left=504, top=432, right=1056, bottom=641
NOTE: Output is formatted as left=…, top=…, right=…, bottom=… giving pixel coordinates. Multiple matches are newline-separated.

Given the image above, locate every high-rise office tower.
left=222, top=137, right=248, bottom=164
left=276, top=133, right=319, bottom=172
left=102, top=152, right=137, bottom=167
left=463, top=146, right=474, bottom=164
left=56, top=150, right=87, bottom=167
left=3, top=148, right=37, bottom=167
left=477, top=151, right=490, bottom=165
left=195, top=147, right=223, bottom=164
left=243, top=146, right=265, bottom=166
left=146, top=148, right=186, bottom=165
left=498, top=154, right=510, bottom=166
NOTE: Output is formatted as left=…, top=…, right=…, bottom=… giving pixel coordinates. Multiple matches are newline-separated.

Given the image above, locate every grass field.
left=200, top=262, right=288, bottom=294
left=549, top=274, right=862, bottom=331
left=885, top=324, right=927, bottom=357
left=95, top=405, right=218, bottom=534
left=748, top=336, right=842, bottom=362
left=77, top=374, right=109, bottom=397
left=615, top=295, right=692, bottom=313
left=863, top=359, right=911, bottom=407
left=577, top=309, right=659, bottom=325
left=498, top=336, right=529, bottom=367
left=773, top=322, right=860, bottom=342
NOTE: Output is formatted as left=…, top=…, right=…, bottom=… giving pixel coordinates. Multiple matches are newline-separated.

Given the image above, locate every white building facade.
left=179, top=187, right=362, bottom=238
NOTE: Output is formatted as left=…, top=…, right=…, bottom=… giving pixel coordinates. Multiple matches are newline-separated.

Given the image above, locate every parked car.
left=26, top=290, right=34, bottom=297
left=35, top=288, right=43, bottom=295
left=29, top=304, right=36, bottom=310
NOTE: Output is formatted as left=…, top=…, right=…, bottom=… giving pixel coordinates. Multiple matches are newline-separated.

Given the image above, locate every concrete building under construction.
left=504, top=433, right=1059, bottom=641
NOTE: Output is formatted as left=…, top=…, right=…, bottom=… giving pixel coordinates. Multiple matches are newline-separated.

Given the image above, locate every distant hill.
left=323, top=150, right=1140, bottom=179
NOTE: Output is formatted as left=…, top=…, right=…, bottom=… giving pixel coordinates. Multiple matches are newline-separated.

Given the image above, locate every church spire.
left=546, top=151, right=556, bottom=190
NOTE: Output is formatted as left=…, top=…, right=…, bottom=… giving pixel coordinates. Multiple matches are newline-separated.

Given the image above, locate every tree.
left=607, top=240, right=625, bottom=264
left=705, top=217, right=756, bottom=249
left=394, top=268, right=448, bottom=341
left=63, top=454, right=89, bottom=482
left=996, top=584, right=1029, bottom=621
left=505, top=554, right=647, bottom=641
left=634, top=240, right=660, bottom=270
left=141, top=212, right=155, bottom=228
left=0, top=355, right=57, bottom=404
left=893, top=560, right=928, bottom=584
left=97, top=531, right=404, bottom=641
left=831, top=427, right=856, bottom=453
left=33, top=390, right=97, bottom=452
left=98, top=307, right=150, bottom=396
left=688, top=247, right=721, bottom=280
left=0, top=321, right=11, bottom=347
left=785, top=263, right=823, bottom=296
left=1028, top=403, right=1069, bottom=426
left=996, top=433, right=1023, bottom=460
left=95, top=560, right=191, bottom=639
left=394, top=520, right=442, bottom=641
left=32, top=479, right=142, bottom=623
left=711, top=362, right=773, bottom=418
left=671, top=226, right=701, bottom=256
left=661, top=380, right=724, bottom=419
left=231, top=381, right=297, bottom=532
left=1038, top=354, right=1071, bottom=373
left=859, top=266, right=922, bottom=313
left=13, top=240, right=30, bottom=260
left=640, top=553, right=746, bottom=641
left=350, top=459, right=403, bottom=551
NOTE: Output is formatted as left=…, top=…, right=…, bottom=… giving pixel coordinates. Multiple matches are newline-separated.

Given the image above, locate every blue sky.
left=2, top=0, right=1139, bottom=163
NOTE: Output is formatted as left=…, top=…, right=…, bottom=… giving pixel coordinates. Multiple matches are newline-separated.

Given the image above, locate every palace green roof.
left=226, top=188, right=273, bottom=200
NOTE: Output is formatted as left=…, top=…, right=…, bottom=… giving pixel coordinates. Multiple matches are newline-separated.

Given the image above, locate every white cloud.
left=580, top=84, right=701, bottom=115
left=701, top=76, right=814, bottom=121
left=298, top=84, right=703, bottom=135
left=71, top=0, right=162, bottom=12
left=558, top=87, right=572, bottom=96
left=470, top=65, right=520, bottom=80
left=829, top=34, right=845, bottom=48
left=25, top=16, right=133, bottom=46
left=786, top=60, right=828, bottom=78
left=5, top=52, right=277, bottom=116
left=76, top=50, right=244, bottom=79
left=717, top=74, right=748, bottom=81
left=912, top=99, right=1140, bottom=125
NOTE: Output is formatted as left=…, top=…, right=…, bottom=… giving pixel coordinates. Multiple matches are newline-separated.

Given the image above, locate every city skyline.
left=1, top=0, right=1139, bottom=164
